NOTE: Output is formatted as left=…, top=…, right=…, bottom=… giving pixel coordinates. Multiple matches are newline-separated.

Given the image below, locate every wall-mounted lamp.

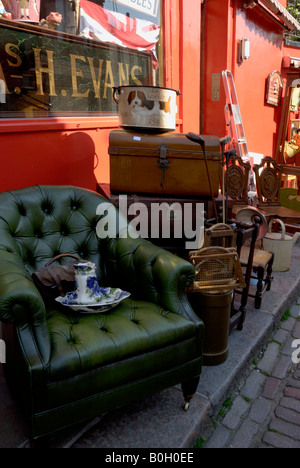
left=243, top=1, right=256, bottom=9
left=238, top=38, right=250, bottom=63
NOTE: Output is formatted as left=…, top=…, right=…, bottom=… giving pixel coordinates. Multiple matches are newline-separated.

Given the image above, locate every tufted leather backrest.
left=0, top=185, right=117, bottom=281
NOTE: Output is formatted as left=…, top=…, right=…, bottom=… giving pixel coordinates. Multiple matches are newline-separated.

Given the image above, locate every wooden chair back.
left=253, top=156, right=283, bottom=207
left=225, top=153, right=251, bottom=206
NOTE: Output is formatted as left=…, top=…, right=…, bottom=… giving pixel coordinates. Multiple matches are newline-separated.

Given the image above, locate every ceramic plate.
left=55, top=288, right=130, bottom=314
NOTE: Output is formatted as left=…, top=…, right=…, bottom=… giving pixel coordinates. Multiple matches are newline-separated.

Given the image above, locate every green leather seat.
left=0, top=185, right=203, bottom=443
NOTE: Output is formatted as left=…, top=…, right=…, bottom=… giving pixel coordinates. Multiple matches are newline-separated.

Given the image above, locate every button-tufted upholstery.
left=0, top=185, right=203, bottom=444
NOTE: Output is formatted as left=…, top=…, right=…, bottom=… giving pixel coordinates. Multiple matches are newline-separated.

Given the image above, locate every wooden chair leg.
left=237, top=304, right=246, bottom=330
left=181, top=376, right=200, bottom=411
left=266, top=254, right=274, bottom=291
left=255, top=266, right=264, bottom=309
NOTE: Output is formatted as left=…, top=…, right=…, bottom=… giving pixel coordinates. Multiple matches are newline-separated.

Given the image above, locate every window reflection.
left=0, top=0, right=163, bottom=118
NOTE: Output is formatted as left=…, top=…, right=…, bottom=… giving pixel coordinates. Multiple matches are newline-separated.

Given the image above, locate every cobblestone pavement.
left=202, top=300, right=300, bottom=448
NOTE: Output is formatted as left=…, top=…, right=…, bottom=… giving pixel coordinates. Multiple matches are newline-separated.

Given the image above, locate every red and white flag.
left=80, top=0, right=160, bottom=66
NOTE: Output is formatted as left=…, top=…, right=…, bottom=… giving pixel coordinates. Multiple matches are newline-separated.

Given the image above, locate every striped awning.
left=245, top=0, right=300, bottom=32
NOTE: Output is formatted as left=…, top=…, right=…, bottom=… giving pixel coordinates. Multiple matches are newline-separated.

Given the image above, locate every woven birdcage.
left=189, top=246, right=246, bottom=292
left=203, top=223, right=236, bottom=249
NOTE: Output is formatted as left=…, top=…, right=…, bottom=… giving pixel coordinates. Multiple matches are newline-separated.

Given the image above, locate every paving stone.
left=290, top=304, right=300, bottom=319
left=249, top=398, right=273, bottom=424
left=257, top=342, right=281, bottom=375
left=203, top=426, right=231, bottom=449
left=240, top=370, right=266, bottom=400
left=280, top=396, right=300, bottom=413
left=263, top=431, right=300, bottom=448
left=222, top=396, right=250, bottom=430
left=229, top=420, right=260, bottom=448
left=284, top=386, right=300, bottom=400
left=295, top=369, right=300, bottom=379
left=292, top=320, right=300, bottom=339
left=262, top=377, right=281, bottom=400
left=293, top=322, right=300, bottom=339
left=281, top=336, right=297, bottom=356
left=273, top=328, right=289, bottom=346
left=272, top=355, right=293, bottom=379
left=287, top=377, right=300, bottom=389
left=269, top=417, right=300, bottom=441
left=275, top=405, right=300, bottom=425
left=281, top=317, right=296, bottom=332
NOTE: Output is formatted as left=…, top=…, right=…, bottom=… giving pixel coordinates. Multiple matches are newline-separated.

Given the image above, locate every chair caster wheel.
left=183, top=401, right=190, bottom=411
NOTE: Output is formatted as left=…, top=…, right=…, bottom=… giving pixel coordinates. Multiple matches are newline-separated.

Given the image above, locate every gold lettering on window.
left=103, top=61, right=115, bottom=98
left=87, top=57, right=104, bottom=99
left=131, top=65, right=143, bottom=85
left=33, top=48, right=57, bottom=96
left=70, top=54, right=89, bottom=98
left=118, top=62, right=130, bottom=85
left=5, top=43, right=22, bottom=68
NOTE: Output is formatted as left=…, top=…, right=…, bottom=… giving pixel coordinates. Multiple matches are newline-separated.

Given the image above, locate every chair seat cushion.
left=46, top=298, right=198, bottom=381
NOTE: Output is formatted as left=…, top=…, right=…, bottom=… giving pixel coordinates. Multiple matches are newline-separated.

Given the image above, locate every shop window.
left=0, top=0, right=163, bottom=118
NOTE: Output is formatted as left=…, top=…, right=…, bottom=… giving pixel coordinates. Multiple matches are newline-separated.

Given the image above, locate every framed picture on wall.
left=266, top=70, right=283, bottom=107
left=7, top=0, right=40, bottom=22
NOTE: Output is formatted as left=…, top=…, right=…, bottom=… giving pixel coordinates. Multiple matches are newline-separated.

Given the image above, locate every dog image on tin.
left=127, top=90, right=172, bottom=127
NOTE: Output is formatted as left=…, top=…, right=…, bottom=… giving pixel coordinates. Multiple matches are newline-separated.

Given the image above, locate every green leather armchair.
left=0, top=185, right=203, bottom=444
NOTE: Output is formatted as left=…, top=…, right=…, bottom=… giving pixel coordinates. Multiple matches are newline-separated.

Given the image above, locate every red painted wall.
left=0, top=118, right=115, bottom=192
left=203, top=0, right=232, bottom=138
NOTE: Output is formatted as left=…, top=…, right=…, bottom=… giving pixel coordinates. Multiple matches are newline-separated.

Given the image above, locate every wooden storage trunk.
left=109, top=130, right=222, bottom=196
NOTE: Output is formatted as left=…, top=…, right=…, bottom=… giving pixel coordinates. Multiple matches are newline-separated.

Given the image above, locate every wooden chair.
left=232, top=217, right=274, bottom=323
left=222, top=156, right=274, bottom=315
left=238, top=240, right=274, bottom=310
left=253, top=156, right=300, bottom=225
left=227, top=154, right=251, bottom=205
left=223, top=152, right=252, bottom=217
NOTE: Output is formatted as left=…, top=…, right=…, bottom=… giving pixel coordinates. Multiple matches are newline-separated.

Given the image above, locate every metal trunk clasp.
left=157, top=144, right=170, bottom=189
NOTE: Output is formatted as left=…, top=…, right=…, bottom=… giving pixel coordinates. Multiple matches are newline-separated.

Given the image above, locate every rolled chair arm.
left=150, top=249, right=198, bottom=320
left=0, top=250, right=51, bottom=364
left=105, top=236, right=199, bottom=322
